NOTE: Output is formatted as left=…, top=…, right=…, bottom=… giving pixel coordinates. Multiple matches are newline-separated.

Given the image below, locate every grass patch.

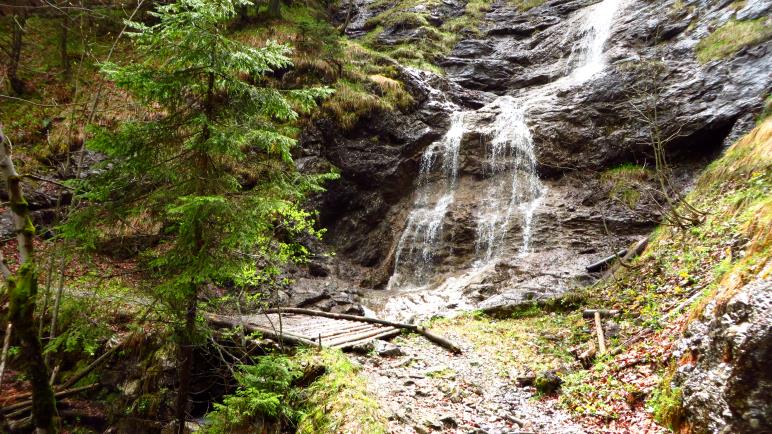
left=601, top=163, right=653, bottom=208
left=429, top=309, right=587, bottom=377
left=360, top=0, right=496, bottom=70
left=295, top=348, right=388, bottom=434
left=695, top=17, right=772, bottom=62
left=204, top=348, right=387, bottom=434
left=512, top=0, right=546, bottom=11
left=647, top=367, right=684, bottom=430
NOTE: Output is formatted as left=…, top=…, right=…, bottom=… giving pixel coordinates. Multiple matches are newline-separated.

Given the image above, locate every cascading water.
left=475, top=96, right=542, bottom=262
left=384, top=0, right=623, bottom=303
left=388, top=111, right=466, bottom=290
left=566, top=0, right=623, bottom=85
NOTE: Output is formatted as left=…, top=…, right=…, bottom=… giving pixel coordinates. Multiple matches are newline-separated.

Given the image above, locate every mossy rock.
left=535, top=370, right=563, bottom=394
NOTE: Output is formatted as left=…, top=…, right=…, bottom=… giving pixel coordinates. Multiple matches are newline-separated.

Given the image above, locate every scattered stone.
left=440, top=414, right=458, bottom=428
left=373, top=340, right=404, bottom=357
left=413, top=425, right=430, bottom=434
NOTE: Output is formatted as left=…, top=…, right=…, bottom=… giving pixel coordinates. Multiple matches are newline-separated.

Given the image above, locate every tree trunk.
left=174, top=70, right=214, bottom=433
left=59, top=15, right=70, bottom=80
left=0, top=126, right=57, bottom=433
left=174, top=291, right=196, bottom=434
left=9, top=12, right=28, bottom=95
left=268, top=0, right=281, bottom=18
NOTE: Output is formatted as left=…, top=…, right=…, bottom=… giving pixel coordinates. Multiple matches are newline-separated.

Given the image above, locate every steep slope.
left=298, top=0, right=772, bottom=319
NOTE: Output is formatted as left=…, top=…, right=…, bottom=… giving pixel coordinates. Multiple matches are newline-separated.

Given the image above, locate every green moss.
left=296, top=348, right=387, bottom=434
left=601, top=163, right=652, bottom=208
left=512, top=0, right=546, bottom=11
left=429, top=310, right=587, bottom=377
left=695, top=18, right=772, bottom=62
left=648, top=368, right=684, bottom=430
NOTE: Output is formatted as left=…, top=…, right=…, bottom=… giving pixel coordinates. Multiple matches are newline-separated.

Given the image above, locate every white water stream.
left=380, top=0, right=624, bottom=318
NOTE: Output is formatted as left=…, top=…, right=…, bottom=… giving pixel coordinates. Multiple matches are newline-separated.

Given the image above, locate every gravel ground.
left=354, top=331, right=586, bottom=434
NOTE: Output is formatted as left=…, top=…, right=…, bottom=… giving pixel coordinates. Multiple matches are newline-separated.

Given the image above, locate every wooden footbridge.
left=207, top=307, right=461, bottom=353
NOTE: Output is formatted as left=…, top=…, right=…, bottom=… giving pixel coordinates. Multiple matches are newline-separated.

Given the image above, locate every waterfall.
left=566, top=0, right=622, bottom=84
left=387, top=0, right=621, bottom=293
left=475, top=96, right=542, bottom=262
left=388, top=111, right=466, bottom=290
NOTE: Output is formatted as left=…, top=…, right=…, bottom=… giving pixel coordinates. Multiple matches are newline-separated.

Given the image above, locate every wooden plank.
left=332, top=329, right=402, bottom=350
left=319, top=323, right=378, bottom=339
left=318, top=324, right=385, bottom=344
left=324, top=326, right=398, bottom=347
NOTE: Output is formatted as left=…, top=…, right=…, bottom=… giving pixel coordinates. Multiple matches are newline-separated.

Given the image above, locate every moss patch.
left=429, top=310, right=587, bottom=378
left=601, top=163, right=653, bottom=208
left=695, top=17, right=772, bottom=63
left=295, top=348, right=388, bottom=434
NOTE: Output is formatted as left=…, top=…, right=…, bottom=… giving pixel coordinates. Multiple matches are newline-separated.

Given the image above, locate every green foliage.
left=648, top=368, right=684, bottom=430
left=296, top=349, right=388, bottom=434
left=601, top=163, right=652, bottom=208
left=558, top=359, right=640, bottom=419
left=204, top=356, right=302, bottom=432
left=203, top=349, right=387, bottom=434
left=62, top=0, right=336, bottom=322
left=695, top=17, right=772, bottom=63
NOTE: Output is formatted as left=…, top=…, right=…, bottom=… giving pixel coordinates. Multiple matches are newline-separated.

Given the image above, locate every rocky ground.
left=354, top=333, right=587, bottom=434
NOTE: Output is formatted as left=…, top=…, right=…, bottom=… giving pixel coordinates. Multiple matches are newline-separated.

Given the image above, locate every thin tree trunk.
left=9, top=12, right=28, bottom=95
left=268, top=0, right=281, bottom=18
left=60, top=15, right=71, bottom=80
left=44, top=255, right=67, bottom=367
left=174, top=292, right=196, bottom=434
left=175, top=70, right=214, bottom=434
left=0, top=323, right=13, bottom=390
left=0, top=126, right=56, bottom=433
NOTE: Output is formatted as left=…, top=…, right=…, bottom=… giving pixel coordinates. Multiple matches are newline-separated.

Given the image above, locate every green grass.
left=601, top=163, right=653, bottom=208
left=695, top=18, right=772, bottom=62
left=647, top=368, right=684, bottom=430
left=359, top=0, right=496, bottom=71
left=296, top=348, right=388, bottom=434
left=429, top=309, right=587, bottom=378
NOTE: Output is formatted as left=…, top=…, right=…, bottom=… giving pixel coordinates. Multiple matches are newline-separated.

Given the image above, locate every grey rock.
left=672, top=279, right=772, bottom=433
left=374, top=340, right=404, bottom=357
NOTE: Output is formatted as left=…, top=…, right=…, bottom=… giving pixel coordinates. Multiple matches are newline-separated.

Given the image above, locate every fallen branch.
left=582, top=309, right=619, bottom=319
left=594, top=311, right=607, bottom=355
left=1, top=383, right=98, bottom=416
left=586, top=249, right=627, bottom=273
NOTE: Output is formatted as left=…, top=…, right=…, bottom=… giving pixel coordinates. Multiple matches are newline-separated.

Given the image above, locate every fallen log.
left=586, top=249, right=627, bottom=273
left=263, top=308, right=463, bottom=354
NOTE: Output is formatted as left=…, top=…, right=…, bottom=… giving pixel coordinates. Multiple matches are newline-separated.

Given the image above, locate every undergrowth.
left=558, top=115, right=772, bottom=427
left=429, top=309, right=587, bottom=378
left=204, top=348, right=387, bottom=434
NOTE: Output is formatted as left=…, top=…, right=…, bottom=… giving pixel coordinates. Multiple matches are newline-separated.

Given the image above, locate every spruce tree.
left=62, top=0, right=334, bottom=430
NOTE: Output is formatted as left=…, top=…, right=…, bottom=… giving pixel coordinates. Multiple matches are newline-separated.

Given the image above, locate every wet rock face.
left=295, top=0, right=771, bottom=313
left=672, top=279, right=772, bottom=434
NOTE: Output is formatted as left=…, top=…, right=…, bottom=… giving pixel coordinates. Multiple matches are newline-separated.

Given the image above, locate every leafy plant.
left=204, top=356, right=302, bottom=432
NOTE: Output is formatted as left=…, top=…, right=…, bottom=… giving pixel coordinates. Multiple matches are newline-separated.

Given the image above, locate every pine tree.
left=62, top=0, right=334, bottom=430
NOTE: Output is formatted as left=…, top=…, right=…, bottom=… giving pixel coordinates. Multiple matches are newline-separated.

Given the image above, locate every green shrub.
left=204, top=356, right=302, bottom=433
